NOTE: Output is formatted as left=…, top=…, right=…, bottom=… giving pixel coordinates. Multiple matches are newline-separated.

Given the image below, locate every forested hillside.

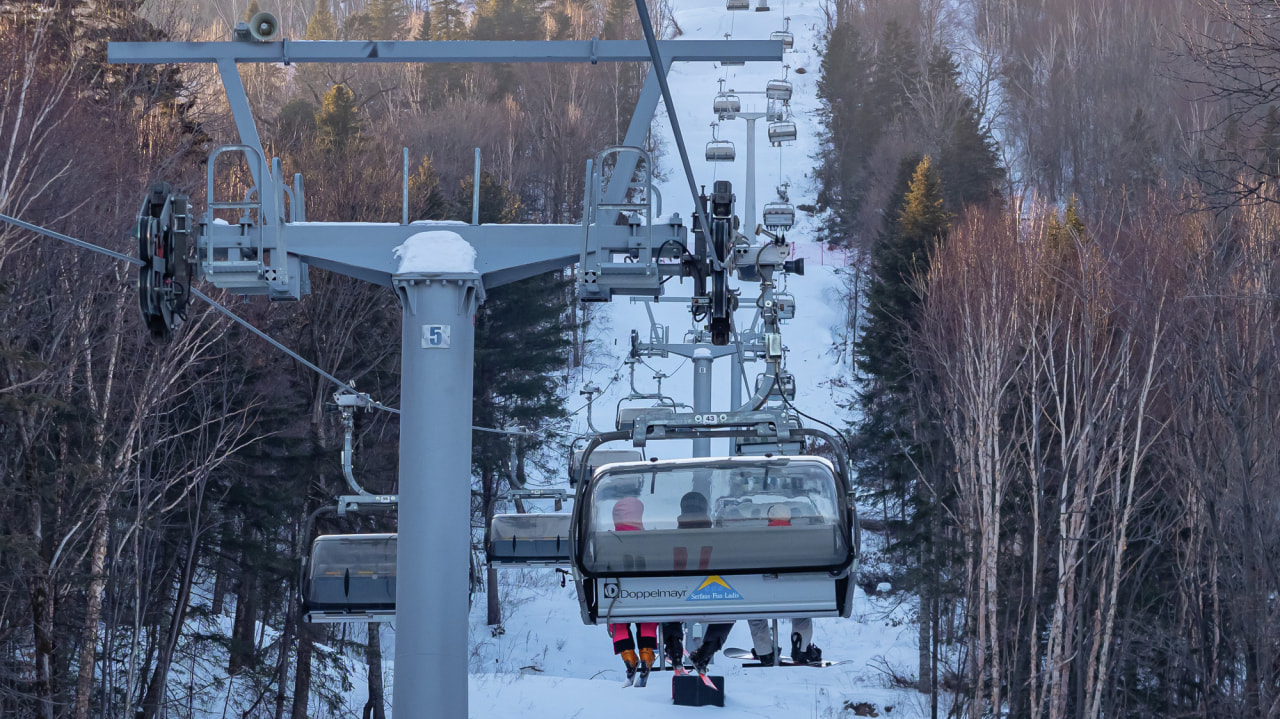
left=815, top=1, right=1280, bottom=717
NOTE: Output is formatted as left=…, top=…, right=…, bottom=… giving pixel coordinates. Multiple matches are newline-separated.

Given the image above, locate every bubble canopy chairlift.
left=706, top=123, right=736, bottom=162
left=488, top=513, right=572, bottom=567
left=303, top=534, right=397, bottom=623
left=568, top=412, right=859, bottom=624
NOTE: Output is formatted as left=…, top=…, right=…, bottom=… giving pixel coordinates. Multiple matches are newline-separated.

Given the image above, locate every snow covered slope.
left=456, top=2, right=930, bottom=717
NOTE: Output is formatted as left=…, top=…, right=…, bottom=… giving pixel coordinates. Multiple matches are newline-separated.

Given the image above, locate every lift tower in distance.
left=107, top=12, right=782, bottom=716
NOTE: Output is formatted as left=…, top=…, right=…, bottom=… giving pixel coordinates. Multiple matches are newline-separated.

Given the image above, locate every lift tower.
left=107, top=16, right=782, bottom=717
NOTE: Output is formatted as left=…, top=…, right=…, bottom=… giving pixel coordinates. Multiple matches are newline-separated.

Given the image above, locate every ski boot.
left=621, top=649, right=639, bottom=687
left=688, top=643, right=717, bottom=686
left=752, top=648, right=778, bottom=666
left=636, top=648, right=655, bottom=687
left=791, top=632, right=823, bottom=664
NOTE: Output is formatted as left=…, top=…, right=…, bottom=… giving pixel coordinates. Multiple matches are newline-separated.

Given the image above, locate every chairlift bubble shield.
left=304, top=534, right=397, bottom=613
left=487, top=513, right=572, bottom=566
left=574, top=456, right=851, bottom=577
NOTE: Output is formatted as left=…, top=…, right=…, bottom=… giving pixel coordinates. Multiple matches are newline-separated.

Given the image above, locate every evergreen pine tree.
left=305, top=0, right=338, bottom=41
left=315, top=84, right=361, bottom=152
left=854, top=154, right=952, bottom=692
left=815, top=19, right=876, bottom=246
left=473, top=0, right=541, bottom=41
left=602, top=0, right=634, bottom=40
left=870, top=21, right=917, bottom=128
left=409, top=157, right=448, bottom=221
left=927, top=50, right=1004, bottom=210
left=430, top=0, right=469, bottom=41
left=414, top=3, right=432, bottom=41
left=854, top=154, right=948, bottom=574
left=368, top=0, right=408, bottom=39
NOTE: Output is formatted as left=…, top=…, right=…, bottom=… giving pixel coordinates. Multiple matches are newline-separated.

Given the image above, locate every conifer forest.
left=1, top=0, right=1279, bottom=718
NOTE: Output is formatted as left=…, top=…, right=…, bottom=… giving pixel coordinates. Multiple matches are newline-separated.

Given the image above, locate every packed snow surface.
left=393, top=231, right=477, bottom=274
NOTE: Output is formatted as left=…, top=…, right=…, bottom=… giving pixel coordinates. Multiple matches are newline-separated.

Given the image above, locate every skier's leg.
left=792, top=618, right=813, bottom=648
left=661, top=622, right=685, bottom=670
left=609, top=623, right=636, bottom=655
left=748, top=619, right=773, bottom=655
left=638, top=623, right=658, bottom=671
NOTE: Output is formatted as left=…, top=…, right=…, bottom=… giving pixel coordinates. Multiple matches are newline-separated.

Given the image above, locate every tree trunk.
left=139, top=533, right=201, bottom=719
left=273, top=599, right=297, bottom=719
left=31, top=552, right=56, bottom=719
left=228, top=543, right=258, bottom=676
left=364, top=623, right=387, bottom=719
left=290, top=623, right=316, bottom=719
left=482, top=467, right=502, bottom=626
left=73, top=504, right=110, bottom=719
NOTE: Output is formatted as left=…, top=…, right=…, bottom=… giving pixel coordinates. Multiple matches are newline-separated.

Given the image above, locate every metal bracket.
left=629, top=409, right=795, bottom=446
left=337, top=494, right=398, bottom=516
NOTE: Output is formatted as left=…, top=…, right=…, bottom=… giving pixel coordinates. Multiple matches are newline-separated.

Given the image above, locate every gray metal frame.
left=108, top=28, right=782, bottom=717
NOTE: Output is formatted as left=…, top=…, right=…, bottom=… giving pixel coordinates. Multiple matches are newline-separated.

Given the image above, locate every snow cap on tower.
left=393, top=231, right=477, bottom=274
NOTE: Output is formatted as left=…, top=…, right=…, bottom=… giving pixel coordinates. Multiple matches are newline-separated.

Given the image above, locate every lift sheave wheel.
left=137, top=183, right=192, bottom=343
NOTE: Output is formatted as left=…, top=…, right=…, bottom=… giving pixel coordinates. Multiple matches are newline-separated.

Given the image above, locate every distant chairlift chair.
left=762, top=201, right=796, bottom=230
left=714, top=91, right=741, bottom=119
left=706, top=123, right=736, bottom=162
left=768, top=120, right=797, bottom=146
left=727, top=0, right=749, bottom=10
left=771, top=17, right=795, bottom=51
left=756, top=0, right=771, bottom=10
left=766, top=70, right=793, bottom=104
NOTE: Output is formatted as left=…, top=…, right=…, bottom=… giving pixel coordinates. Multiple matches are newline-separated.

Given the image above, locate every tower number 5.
left=422, top=324, right=451, bottom=349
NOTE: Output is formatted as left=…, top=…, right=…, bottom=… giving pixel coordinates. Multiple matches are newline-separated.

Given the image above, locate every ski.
left=696, top=670, right=718, bottom=689
left=635, top=670, right=649, bottom=688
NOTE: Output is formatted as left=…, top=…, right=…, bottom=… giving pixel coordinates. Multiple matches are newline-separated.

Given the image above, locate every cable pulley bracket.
left=137, top=183, right=193, bottom=342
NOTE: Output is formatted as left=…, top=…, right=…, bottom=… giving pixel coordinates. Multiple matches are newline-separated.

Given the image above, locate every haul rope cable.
left=0, top=211, right=570, bottom=439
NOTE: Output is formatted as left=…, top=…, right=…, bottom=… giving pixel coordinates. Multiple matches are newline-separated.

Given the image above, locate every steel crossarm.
left=107, top=39, right=783, bottom=65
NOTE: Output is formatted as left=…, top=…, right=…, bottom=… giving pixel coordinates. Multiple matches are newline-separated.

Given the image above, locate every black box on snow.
left=672, top=675, right=725, bottom=707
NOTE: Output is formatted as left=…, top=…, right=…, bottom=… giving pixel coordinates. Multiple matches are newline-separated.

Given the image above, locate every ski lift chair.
left=766, top=78, right=793, bottom=103
left=488, top=513, right=572, bottom=567
left=768, top=120, right=797, bottom=146
left=571, top=448, right=645, bottom=486
left=571, top=452, right=858, bottom=624
left=713, top=92, right=741, bottom=119
left=756, top=0, right=771, bottom=10
left=762, top=201, right=796, bottom=230
left=727, top=0, right=749, bottom=10
left=706, top=123, right=736, bottom=162
left=303, top=534, right=398, bottom=623
left=771, top=18, right=795, bottom=51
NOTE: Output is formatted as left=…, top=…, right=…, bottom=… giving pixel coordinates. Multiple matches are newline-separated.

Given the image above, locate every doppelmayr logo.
left=602, top=581, right=687, bottom=600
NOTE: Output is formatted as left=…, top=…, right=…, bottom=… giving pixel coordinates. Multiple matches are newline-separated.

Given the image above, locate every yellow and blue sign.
left=686, top=575, right=743, bottom=602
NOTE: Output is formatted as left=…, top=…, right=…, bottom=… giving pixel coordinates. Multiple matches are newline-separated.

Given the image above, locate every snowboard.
left=722, top=647, right=848, bottom=668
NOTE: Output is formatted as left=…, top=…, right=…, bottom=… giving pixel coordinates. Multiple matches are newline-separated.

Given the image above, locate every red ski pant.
left=609, top=623, right=658, bottom=654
